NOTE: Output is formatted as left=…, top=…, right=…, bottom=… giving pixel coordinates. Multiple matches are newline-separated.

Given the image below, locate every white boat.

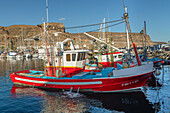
left=8, top=51, right=17, bottom=56
left=7, top=51, right=17, bottom=58
left=24, top=52, right=32, bottom=58
left=32, top=52, right=39, bottom=58
left=16, top=52, right=25, bottom=59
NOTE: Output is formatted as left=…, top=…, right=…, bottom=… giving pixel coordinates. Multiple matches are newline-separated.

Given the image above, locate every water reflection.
left=11, top=85, right=91, bottom=113
left=11, top=85, right=158, bottom=113
left=1, top=58, right=169, bottom=113
left=86, top=92, right=156, bottom=113
left=0, top=58, right=44, bottom=77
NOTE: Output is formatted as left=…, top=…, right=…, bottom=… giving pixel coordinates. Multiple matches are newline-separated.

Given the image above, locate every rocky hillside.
left=70, top=32, right=158, bottom=49
left=0, top=23, right=165, bottom=50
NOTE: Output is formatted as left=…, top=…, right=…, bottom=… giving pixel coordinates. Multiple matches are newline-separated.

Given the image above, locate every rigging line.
left=86, top=21, right=125, bottom=33
left=65, top=19, right=125, bottom=29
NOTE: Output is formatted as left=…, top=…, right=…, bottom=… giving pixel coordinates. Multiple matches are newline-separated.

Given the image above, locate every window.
left=80, top=53, right=83, bottom=60
left=77, top=52, right=85, bottom=61
left=82, top=53, right=85, bottom=60
left=72, top=54, right=76, bottom=61
left=66, top=54, right=71, bottom=61
left=77, top=53, right=80, bottom=61
left=118, top=55, right=122, bottom=58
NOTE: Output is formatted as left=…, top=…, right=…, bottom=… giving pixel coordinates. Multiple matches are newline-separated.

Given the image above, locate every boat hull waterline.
left=10, top=70, right=153, bottom=93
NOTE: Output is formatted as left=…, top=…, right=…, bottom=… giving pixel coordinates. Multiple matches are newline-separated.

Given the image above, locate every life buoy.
left=161, top=60, right=164, bottom=64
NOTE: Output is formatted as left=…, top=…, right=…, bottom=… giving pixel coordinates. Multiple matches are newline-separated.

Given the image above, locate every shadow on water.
left=85, top=92, right=156, bottom=113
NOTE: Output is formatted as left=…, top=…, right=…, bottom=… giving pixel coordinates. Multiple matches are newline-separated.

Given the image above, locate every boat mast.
left=46, top=0, right=49, bottom=26
left=103, top=18, right=105, bottom=42
left=126, top=23, right=130, bottom=50
left=4, top=34, right=6, bottom=52
left=126, top=20, right=131, bottom=60
left=122, top=0, right=141, bottom=66
left=43, top=22, right=51, bottom=67
left=144, top=21, right=147, bottom=60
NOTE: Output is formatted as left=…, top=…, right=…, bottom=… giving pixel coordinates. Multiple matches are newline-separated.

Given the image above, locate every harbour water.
left=0, top=58, right=169, bottom=113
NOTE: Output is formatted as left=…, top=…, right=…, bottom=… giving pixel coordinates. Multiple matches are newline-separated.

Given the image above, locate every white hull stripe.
left=94, top=87, right=142, bottom=93
left=15, top=77, right=102, bottom=85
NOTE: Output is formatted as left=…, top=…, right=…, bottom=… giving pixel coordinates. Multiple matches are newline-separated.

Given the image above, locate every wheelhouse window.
left=72, top=54, right=76, bottom=61
left=80, top=53, right=83, bottom=60
left=118, top=55, right=122, bottom=58
left=82, top=53, right=85, bottom=60
left=66, top=54, right=71, bottom=61
left=77, top=52, right=85, bottom=61
left=77, top=53, right=81, bottom=61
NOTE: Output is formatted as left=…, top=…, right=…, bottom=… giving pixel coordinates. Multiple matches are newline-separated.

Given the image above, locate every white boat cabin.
left=94, top=52, right=124, bottom=62
left=45, top=38, right=89, bottom=69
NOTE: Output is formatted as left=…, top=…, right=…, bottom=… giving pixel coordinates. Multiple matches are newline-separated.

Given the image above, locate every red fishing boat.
left=10, top=62, right=154, bottom=93
left=9, top=38, right=154, bottom=93
left=9, top=4, right=155, bottom=93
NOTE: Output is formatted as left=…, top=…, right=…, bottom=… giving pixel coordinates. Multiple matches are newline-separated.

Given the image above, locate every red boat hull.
left=10, top=70, right=153, bottom=93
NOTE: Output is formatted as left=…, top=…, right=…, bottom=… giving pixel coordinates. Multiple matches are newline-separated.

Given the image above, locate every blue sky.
left=0, top=0, right=169, bottom=42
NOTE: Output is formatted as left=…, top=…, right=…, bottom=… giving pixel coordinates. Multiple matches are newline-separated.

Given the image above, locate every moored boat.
left=9, top=38, right=154, bottom=93
left=7, top=51, right=17, bottom=58
left=9, top=2, right=155, bottom=93
left=9, top=61, right=154, bottom=93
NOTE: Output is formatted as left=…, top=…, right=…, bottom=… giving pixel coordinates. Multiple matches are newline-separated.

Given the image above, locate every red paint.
left=105, top=52, right=123, bottom=55
left=98, top=61, right=122, bottom=68
left=45, top=67, right=83, bottom=77
left=132, top=42, right=141, bottom=66
left=83, top=69, right=101, bottom=72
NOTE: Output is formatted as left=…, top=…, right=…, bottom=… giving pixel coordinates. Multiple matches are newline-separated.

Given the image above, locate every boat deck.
left=15, top=68, right=114, bottom=80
